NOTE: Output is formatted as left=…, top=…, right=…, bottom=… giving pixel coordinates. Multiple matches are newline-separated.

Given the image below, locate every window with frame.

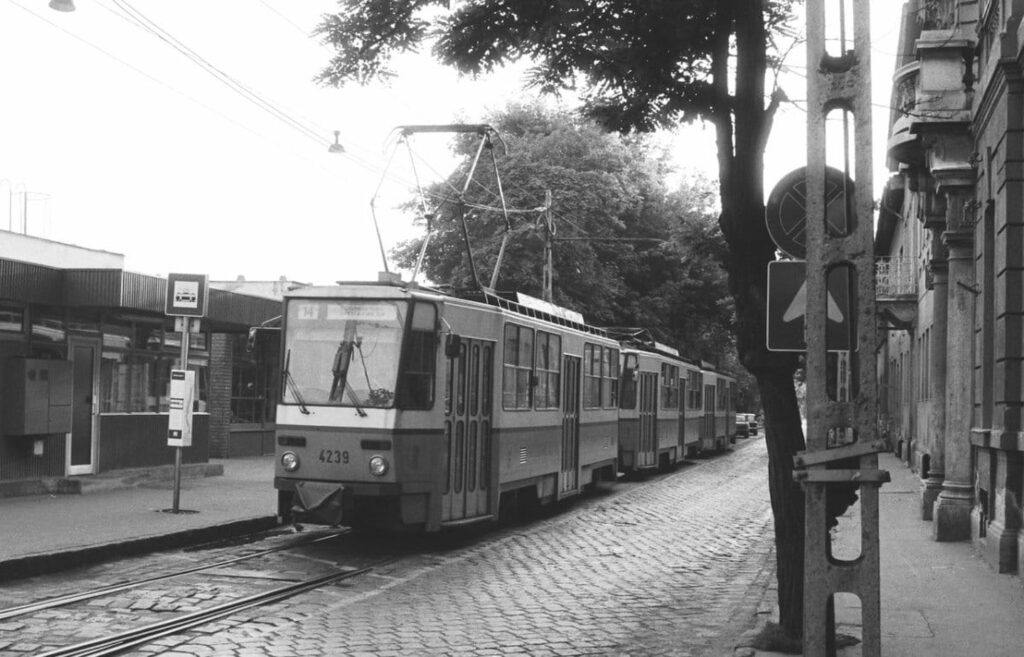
left=661, top=363, right=680, bottom=409
left=687, top=370, right=703, bottom=410
left=584, top=343, right=619, bottom=409
left=502, top=324, right=534, bottom=409
left=534, top=331, right=561, bottom=409
left=398, top=302, right=437, bottom=409
left=99, top=320, right=209, bottom=413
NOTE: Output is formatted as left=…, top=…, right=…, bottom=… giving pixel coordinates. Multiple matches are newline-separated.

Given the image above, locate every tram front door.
left=442, top=338, right=493, bottom=523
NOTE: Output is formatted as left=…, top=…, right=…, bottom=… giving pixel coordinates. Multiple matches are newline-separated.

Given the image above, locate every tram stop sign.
left=766, top=261, right=852, bottom=352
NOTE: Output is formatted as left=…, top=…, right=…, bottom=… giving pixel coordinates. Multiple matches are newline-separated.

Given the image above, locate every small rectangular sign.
left=167, top=369, right=195, bottom=447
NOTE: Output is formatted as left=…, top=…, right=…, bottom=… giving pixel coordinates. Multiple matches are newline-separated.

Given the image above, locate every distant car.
left=735, top=413, right=753, bottom=439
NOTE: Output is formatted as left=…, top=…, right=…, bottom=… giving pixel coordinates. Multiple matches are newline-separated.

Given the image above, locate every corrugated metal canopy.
left=0, top=262, right=280, bottom=332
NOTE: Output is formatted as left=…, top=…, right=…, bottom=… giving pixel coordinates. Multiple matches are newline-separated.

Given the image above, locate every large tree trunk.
left=724, top=227, right=807, bottom=639
left=713, top=1, right=809, bottom=642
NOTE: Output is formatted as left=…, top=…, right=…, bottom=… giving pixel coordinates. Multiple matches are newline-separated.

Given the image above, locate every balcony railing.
left=876, top=257, right=917, bottom=297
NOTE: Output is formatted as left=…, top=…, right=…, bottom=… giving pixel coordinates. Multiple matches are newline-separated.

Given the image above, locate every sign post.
left=164, top=273, right=208, bottom=514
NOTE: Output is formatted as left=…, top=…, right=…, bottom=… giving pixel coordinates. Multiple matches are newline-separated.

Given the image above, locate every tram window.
left=503, top=324, right=534, bottom=409
left=688, top=370, right=703, bottom=410
left=584, top=344, right=619, bottom=409
left=661, top=364, right=680, bottom=409
left=398, top=302, right=437, bottom=409
left=534, top=331, right=561, bottom=410
left=619, top=353, right=638, bottom=410
left=481, top=345, right=493, bottom=416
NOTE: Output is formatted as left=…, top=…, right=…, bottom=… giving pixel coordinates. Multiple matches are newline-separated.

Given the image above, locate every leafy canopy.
left=316, top=0, right=796, bottom=133
left=390, top=103, right=735, bottom=364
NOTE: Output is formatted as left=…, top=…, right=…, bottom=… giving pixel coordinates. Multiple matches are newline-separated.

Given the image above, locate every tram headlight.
left=281, top=451, right=300, bottom=472
left=368, top=455, right=389, bottom=477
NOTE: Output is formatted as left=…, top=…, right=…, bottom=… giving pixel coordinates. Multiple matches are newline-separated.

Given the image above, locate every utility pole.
left=798, top=1, right=888, bottom=655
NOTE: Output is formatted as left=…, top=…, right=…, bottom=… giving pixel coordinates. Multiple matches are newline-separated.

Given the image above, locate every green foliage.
left=315, top=0, right=797, bottom=133
left=391, top=102, right=737, bottom=368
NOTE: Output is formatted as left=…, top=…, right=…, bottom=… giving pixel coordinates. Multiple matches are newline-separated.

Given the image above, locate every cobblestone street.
left=128, top=439, right=775, bottom=657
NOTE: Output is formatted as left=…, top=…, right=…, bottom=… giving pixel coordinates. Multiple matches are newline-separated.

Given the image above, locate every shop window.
left=99, top=320, right=207, bottom=413
left=0, top=307, right=24, bottom=336
left=31, top=314, right=65, bottom=343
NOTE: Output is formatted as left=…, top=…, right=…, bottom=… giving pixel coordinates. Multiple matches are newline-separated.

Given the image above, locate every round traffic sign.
left=765, top=166, right=855, bottom=259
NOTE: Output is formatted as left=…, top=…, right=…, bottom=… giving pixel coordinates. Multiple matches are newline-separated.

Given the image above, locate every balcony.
left=876, top=256, right=917, bottom=330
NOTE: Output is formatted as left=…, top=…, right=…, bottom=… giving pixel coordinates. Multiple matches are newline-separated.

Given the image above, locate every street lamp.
left=327, top=130, right=345, bottom=154
left=48, top=0, right=75, bottom=10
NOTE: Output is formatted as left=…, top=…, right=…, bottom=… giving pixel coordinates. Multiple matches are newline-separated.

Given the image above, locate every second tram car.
left=270, top=276, right=736, bottom=532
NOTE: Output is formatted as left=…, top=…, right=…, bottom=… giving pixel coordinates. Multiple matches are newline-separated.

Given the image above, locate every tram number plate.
left=318, top=449, right=350, bottom=465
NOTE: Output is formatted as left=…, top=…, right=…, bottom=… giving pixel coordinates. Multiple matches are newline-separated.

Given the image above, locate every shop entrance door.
left=68, top=337, right=100, bottom=475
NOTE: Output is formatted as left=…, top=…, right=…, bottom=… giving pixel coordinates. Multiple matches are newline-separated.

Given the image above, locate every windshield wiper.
left=330, top=340, right=367, bottom=417
left=283, top=350, right=310, bottom=415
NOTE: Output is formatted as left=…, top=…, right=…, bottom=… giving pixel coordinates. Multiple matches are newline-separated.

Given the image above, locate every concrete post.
left=934, top=223, right=975, bottom=541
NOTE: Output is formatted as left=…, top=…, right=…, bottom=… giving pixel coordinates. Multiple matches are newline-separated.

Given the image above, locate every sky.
left=0, top=1, right=906, bottom=286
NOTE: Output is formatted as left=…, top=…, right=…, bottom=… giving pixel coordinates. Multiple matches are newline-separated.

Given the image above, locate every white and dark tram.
left=270, top=275, right=736, bottom=532
left=613, top=330, right=736, bottom=474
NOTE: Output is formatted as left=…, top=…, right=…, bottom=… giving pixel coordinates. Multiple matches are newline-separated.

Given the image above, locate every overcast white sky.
left=0, top=1, right=904, bottom=286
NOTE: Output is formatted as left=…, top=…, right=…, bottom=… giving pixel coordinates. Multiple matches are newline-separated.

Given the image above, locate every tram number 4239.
left=318, top=449, right=350, bottom=465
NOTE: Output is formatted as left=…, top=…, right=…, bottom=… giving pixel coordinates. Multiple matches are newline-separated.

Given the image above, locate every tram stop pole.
left=163, top=273, right=208, bottom=515
left=171, top=317, right=192, bottom=513
left=798, top=1, right=889, bottom=655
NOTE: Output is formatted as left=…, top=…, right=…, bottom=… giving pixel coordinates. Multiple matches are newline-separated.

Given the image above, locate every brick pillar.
left=208, top=333, right=234, bottom=458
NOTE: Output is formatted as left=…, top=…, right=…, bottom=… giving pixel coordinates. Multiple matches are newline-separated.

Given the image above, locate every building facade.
left=879, top=0, right=1024, bottom=575
left=0, top=231, right=281, bottom=488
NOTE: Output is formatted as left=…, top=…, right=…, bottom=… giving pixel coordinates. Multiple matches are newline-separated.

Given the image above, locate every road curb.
left=0, top=515, right=279, bottom=583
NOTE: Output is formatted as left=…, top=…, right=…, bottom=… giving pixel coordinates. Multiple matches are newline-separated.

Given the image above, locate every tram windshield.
left=283, top=299, right=405, bottom=409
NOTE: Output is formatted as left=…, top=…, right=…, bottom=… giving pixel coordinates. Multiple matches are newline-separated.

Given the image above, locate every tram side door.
left=638, top=371, right=658, bottom=468
left=703, top=384, right=716, bottom=446
left=442, top=338, right=494, bottom=523
left=560, top=355, right=581, bottom=494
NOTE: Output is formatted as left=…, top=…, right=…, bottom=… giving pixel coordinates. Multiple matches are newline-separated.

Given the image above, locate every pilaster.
left=922, top=257, right=948, bottom=519
left=934, top=223, right=975, bottom=541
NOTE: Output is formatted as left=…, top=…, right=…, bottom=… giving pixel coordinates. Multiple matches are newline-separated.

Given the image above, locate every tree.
left=315, top=0, right=817, bottom=645
left=390, top=102, right=735, bottom=361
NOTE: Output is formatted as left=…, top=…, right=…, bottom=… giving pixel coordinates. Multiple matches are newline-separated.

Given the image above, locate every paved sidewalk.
left=744, top=450, right=1024, bottom=657
left=0, top=455, right=278, bottom=581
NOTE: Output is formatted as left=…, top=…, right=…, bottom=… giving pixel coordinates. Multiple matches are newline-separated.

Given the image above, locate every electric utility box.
left=3, top=358, right=73, bottom=435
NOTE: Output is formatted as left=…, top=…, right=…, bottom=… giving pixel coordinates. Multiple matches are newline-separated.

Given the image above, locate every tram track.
left=33, top=560, right=387, bottom=657
left=0, top=528, right=349, bottom=622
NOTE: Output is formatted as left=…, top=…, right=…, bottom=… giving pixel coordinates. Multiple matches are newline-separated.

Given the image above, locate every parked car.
left=735, top=413, right=753, bottom=440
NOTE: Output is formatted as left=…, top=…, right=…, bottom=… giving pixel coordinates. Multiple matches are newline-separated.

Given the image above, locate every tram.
left=272, top=277, right=626, bottom=531
left=614, top=331, right=736, bottom=474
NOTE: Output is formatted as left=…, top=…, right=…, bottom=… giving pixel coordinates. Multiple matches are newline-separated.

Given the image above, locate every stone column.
left=934, top=221, right=975, bottom=541
left=923, top=257, right=948, bottom=519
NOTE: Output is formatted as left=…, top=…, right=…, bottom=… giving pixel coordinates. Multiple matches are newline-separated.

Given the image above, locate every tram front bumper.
left=289, top=481, right=352, bottom=526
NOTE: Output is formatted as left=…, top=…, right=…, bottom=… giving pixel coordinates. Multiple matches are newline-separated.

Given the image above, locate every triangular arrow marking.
left=782, top=280, right=845, bottom=323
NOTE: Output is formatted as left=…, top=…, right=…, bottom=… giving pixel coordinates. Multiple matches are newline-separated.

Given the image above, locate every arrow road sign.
left=767, top=260, right=853, bottom=352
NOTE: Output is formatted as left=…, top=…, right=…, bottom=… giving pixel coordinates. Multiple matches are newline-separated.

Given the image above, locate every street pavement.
left=0, top=440, right=1023, bottom=656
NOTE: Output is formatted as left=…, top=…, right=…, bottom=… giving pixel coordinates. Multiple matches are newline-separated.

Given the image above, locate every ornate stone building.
left=878, top=0, right=1024, bottom=574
